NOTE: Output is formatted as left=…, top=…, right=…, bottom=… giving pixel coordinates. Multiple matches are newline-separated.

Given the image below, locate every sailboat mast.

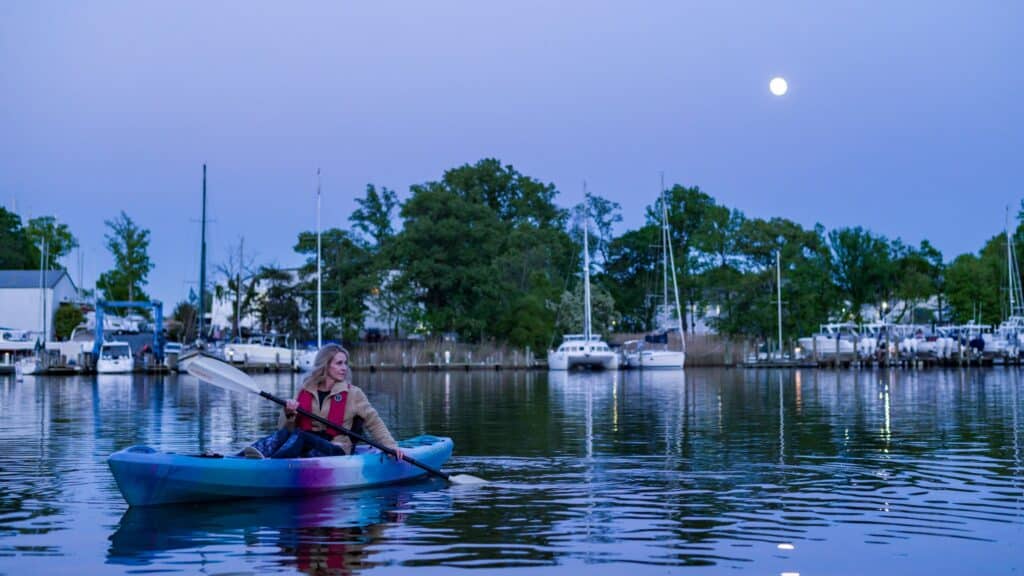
left=38, top=238, right=46, bottom=341
left=583, top=183, right=592, bottom=342
left=662, top=182, right=685, bottom=348
left=777, top=249, right=783, bottom=357
left=660, top=173, right=668, bottom=323
left=198, top=164, right=208, bottom=343
left=316, top=169, right=322, bottom=348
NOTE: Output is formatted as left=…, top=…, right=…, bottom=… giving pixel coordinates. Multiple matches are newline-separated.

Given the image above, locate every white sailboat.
left=622, top=180, right=685, bottom=369
left=548, top=187, right=619, bottom=371
left=994, top=211, right=1024, bottom=358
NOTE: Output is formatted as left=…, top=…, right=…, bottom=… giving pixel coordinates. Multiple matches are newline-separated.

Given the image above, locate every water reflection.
left=108, top=482, right=449, bottom=574
left=0, top=368, right=1022, bottom=574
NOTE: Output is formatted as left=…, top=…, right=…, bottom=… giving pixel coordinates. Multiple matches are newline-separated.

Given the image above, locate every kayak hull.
left=108, top=434, right=453, bottom=506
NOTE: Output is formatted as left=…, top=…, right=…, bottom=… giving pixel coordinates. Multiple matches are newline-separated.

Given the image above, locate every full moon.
left=769, top=76, right=788, bottom=96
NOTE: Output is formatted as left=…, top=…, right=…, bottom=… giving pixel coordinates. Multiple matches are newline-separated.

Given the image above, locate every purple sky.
left=2, top=1, right=1021, bottom=305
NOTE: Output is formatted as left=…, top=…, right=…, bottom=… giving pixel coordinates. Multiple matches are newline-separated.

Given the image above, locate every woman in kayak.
left=242, top=344, right=404, bottom=460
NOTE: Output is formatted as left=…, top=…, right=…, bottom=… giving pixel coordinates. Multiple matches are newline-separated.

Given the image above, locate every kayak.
left=108, top=434, right=453, bottom=507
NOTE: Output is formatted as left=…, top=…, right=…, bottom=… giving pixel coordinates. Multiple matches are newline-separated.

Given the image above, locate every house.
left=0, top=270, right=80, bottom=340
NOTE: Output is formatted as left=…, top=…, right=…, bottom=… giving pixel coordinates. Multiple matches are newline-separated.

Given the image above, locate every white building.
left=0, top=270, right=80, bottom=340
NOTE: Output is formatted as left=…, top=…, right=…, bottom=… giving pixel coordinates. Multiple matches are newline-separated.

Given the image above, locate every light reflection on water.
left=0, top=368, right=1021, bottom=574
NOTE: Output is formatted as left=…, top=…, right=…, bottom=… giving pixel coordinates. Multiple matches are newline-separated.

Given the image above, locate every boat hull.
left=108, top=434, right=453, bottom=506
left=623, top=350, right=685, bottom=369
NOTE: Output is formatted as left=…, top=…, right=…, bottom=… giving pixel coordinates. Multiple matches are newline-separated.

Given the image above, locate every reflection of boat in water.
left=107, top=482, right=447, bottom=569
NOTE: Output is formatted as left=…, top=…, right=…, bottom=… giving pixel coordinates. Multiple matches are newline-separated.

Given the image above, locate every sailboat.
left=548, top=187, right=619, bottom=371
left=993, top=210, right=1024, bottom=358
left=16, top=239, right=48, bottom=376
left=621, top=180, right=685, bottom=369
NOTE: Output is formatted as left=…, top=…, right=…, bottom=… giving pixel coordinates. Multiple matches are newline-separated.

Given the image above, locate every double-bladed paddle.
left=182, top=352, right=485, bottom=485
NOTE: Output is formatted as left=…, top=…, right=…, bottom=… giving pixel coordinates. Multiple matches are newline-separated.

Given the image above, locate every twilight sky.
left=1, top=1, right=1021, bottom=306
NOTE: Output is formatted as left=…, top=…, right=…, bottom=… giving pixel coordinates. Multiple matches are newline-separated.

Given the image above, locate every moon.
left=769, top=76, right=788, bottom=96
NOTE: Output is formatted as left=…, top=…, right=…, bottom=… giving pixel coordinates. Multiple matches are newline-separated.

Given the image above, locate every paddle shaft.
left=257, top=391, right=452, bottom=481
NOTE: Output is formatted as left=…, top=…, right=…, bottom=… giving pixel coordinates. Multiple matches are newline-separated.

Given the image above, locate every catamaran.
left=548, top=187, right=619, bottom=371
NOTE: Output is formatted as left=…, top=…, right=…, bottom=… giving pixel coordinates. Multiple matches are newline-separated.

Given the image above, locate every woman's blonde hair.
left=301, top=344, right=351, bottom=389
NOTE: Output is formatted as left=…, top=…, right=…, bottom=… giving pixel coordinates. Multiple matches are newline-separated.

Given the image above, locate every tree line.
left=1, top=158, right=1019, bottom=348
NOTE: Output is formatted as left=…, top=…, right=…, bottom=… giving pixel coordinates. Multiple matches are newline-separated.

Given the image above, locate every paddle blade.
left=183, top=354, right=261, bottom=396
left=447, top=474, right=488, bottom=485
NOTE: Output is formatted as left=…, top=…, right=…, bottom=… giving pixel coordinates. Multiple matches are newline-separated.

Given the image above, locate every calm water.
left=0, top=368, right=1021, bottom=575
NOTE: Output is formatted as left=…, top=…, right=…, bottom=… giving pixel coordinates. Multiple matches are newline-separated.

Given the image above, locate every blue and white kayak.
left=108, top=435, right=453, bottom=507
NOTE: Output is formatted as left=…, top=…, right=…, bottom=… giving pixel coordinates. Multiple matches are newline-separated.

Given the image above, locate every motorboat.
left=222, top=334, right=297, bottom=369
left=97, top=341, right=134, bottom=374
left=797, top=322, right=860, bottom=358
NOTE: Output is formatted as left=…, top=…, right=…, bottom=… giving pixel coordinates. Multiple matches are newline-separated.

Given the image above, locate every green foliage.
left=293, top=230, right=371, bottom=341
left=350, top=184, right=399, bottom=248
left=603, top=224, right=662, bottom=332
left=254, top=266, right=304, bottom=338
left=712, top=218, right=833, bottom=339
left=827, top=226, right=892, bottom=322
left=391, top=159, right=572, bottom=349
left=54, top=303, right=84, bottom=341
left=96, top=211, right=153, bottom=305
left=553, top=280, right=621, bottom=337
left=945, top=253, right=998, bottom=324
left=0, top=208, right=40, bottom=269
left=26, top=216, right=78, bottom=270
left=169, top=301, right=198, bottom=343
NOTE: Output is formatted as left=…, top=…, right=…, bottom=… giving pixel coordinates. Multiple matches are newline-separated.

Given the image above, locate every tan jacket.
left=279, top=379, right=398, bottom=455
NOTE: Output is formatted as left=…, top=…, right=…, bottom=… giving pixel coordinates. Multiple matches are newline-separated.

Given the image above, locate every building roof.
left=0, top=270, right=75, bottom=290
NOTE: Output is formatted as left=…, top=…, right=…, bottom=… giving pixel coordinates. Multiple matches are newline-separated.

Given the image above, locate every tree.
left=889, top=240, right=943, bottom=323
left=553, top=280, right=621, bottom=337
left=350, top=184, right=399, bottom=248
left=945, top=253, right=998, bottom=324
left=294, top=228, right=374, bottom=341
left=26, top=216, right=78, bottom=270
left=169, top=301, right=198, bottom=343
left=215, top=239, right=259, bottom=339
left=603, top=224, right=662, bottom=332
left=54, top=303, right=84, bottom=340
left=827, top=226, right=892, bottom=322
left=660, top=184, right=733, bottom=331
left=96, top=211, right=153, bottom=304
left=255, top=265, right=303, bottom=337
left=0, top=208, right=39, bottom=269
left=391, top=159, right=572, bottom=349
left=710, top=217, right=833, bottom=341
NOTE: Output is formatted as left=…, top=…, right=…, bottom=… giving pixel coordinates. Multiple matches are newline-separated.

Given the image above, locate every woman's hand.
left=284, top=400, right=299, bottom=419
left=391, top=447, right=405, bottom=461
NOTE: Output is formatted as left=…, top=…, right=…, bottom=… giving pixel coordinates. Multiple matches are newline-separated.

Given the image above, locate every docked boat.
left=548, top=188, right=619, bottom=371
left=107, top=434, right=454, bottom=506
left=97, top=341, right=134, bottom=373
left=797, top=322, right=860, bottom=358
left=621, top=183, right=685, bottom=370
left=222, top=334, right=297, bottom=368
